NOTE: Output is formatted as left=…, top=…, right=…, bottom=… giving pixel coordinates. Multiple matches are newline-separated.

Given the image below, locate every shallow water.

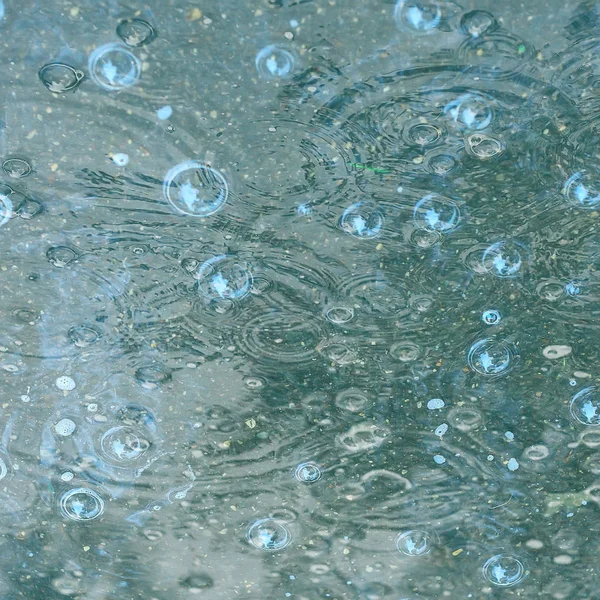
left=1, top=0, right=600, bottom=597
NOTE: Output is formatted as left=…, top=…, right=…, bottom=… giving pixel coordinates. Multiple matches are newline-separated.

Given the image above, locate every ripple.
left=197, top=255, right=253, bottom=301
left=59, top=488, right=105, bottom=522
left=467, top=338, right=518, bottom=376
left=482, top=554, right=526, bottom=587
left=395, top=529, right=435, bottom=556
left=68, top=324, right=102, bottom=347
left=2, top=158, right=32, bottom=179
left=0, top=194, right=12, bottom=228
left=99, top=425, right=151, bottom=465
left=325, top=305, right=355, bottom=325
left=570, top=387, right=600, bottom=426
left=464, top=133, right=506, bottom=160
left=335, top=388, right=370, bottom=412
left=294, top=461, right=322, bottom=483
left=247, top=518, right=291, bottom=551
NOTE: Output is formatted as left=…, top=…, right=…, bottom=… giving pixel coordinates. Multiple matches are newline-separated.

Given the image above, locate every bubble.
left=116, top=18, right=156, bottom=47
left=404, top=122, right=444, bottom=146
left=563, top=171, right=600, bottom=209
left=433, top=454, right=446, bottom=464
left=16, top=195, right=43, bottom=220
left=61, top=472, right=74, bottom=482
left=507, top=458, right=519, bottom=471
left=435, top=423, right=448, bottom=437
left=427, top=398, right=445, bottom=410
left=197, top=255, right=253, bottom=301
left=482, top=309, right=501, bottom=325
left=542, top=345, right=572, bottom=359
left=112, top=153, right=129, bottom=166
left=54, top=418, right=76, bottom=437
left=163, top=161, right=228, bottom=217
left=335, top=388, right=369, bottom=412
left=426, top=152, right=456, bottom=176
left=100, top=426, right=150, bottom=465
left=482, top=554, right=526, bottom=587
left=135, top=365, right=172, bottom=387
left=325, top=306, right=354, bottom=325
left=570, top=387, right=600, bottom=426
left=294, top=462, right=322, bottom=483
left=55, top=376, right=76, bottom=391
left=394, top=0, right=442, bottom=33
left=255, top=44, right=297, bottom=79
left=38, top=63, right=84, bottom=93
left=565, top=281, right=580, bottom=296
left=390, top=341, right=420, bottom=362
left=395, top=530, right=434, bottom=556
left=46, top=246, right=78, bottom=267
left=0, top=194, right=13, bottom=228
left=88, top=43, right=141, bottom=91
left=443, top=94, right=493, bottom=130
left=59, top=488, right=105, bottom=522
left=481, top=240, right=524, bottom=278
left=337, top=424, right=389, bottom=452
left=460, top=10, right=497, bottom=37
left=467, top=338, right=518, bottom=376
left=340, top=201, right=384, bottom=239
left=464, top=133, right=505, bottom=160
left=412, top=193, right=461, bottom=232
left=505, top=431, right=514, bottom=441
left=157, top=105, right=173, bottom=120
left=247, top=518, right=291, bottom=551
left=2, top=158, right=32, bottom=179
left=68, top=324, right=102, bottom=348
left=244, top=376, right=265, bottom=389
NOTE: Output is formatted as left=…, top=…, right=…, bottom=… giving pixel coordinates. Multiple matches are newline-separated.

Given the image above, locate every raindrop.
left=255, top=44, right=297, bottom=79
left=68, top=324, right=102, bottom=348
left=2, top=158, right=32, bottom=179
left=394, top=0, right=442, bottom=33
left=467, top=338, right=518, bottom=376
left=563, top=171, right=600, bottom=209
left=465, top=133, right=505, bottom=160
left=481, top=240, right=524, bottom=278
left=482, top=309, right=501, bottom=325
left=412, top=193, right=460, bottom=232
left=325, top=306, right=354, bottom=325
left=390, top=341, right=420, bottom=362
left=100, top=426, right=150, bottom=465
left=38, top=63, right=84, bottom=93
left=247, top=518, right=291, bottom=551
left=340, top=201, right=384, bottom=239
left=0, top=458, right=7, bottom=481
left=59, top=488, right=105, bottom=521
left=294, top=462, right=322, bottom=483
left=505, top=431, right=514, bottom=441
left=395, top=530, right=434, bottom=556
left=46, top=246, right=78, bottom=267
left=88, top=43, right=141, bottom=91
left=197, top=255, right=253, bottom=301
left=482, top=554, right=526, bottom=587
left=444, top=94, right=492, bottom=130
left=570, top=387, right=600, bottom=426
left=0, top=194, right=13, bottom=228
left=163, top=161, right=228, bottom=217
left=116, top=18, right=156, bottom=47
left=55, top=376, right=76, bottom=391
left=54, top=418, right=76, bottom=437
left=460, top=10, right=497, bottom=37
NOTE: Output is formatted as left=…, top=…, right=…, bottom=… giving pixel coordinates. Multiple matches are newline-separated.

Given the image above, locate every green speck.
left=517, top=44, right=526, bottom=55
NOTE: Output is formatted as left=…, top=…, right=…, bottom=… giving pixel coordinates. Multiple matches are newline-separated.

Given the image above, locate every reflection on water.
left=0, top=0, right=600, bottom=597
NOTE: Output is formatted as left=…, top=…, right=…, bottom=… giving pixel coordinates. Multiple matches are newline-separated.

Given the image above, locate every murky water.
left=1, top=0, right=600, bottom=597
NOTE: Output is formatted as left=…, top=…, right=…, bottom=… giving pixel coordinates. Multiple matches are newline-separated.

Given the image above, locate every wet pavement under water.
left=1, top=0, right=600, bottom=598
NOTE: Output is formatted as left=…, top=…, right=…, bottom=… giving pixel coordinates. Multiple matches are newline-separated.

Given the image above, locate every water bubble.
left=59, top=488, right=105, bottom=522
left=157, top=105, right=173, bottom=120
left=433, top=454, right=446, bottom=465
left=0, top=194, right=13, bottom=228
left=296, top=203, right=312, bottom=216
left=435, top=423, right=448, bottom=437
left=244, top=376, right=265, bottom=389
left=112, top=153, right=129, bottom=166
left=404, top=122, right=444, bottom=146
left=481, top=240, right=524, bottom=278
left=482, top=309, right=501, bottom=325
left=427, top=398, right=445, bottom=410
left=247, top=518, right=291, bottom=551
left=507, top=458, right=519, bottom=471
left=390, top=341, right=420, bottom=362
left=163, top=161, right=228, bottom=217
left=464, top=133, right=505, bottom=160
left=543, top=345, right=572, bottom=360
left=467, top=338, right=518, bottom=376
left=2, top=158, right=32, bottom=179
left=460, top=10, right=497, bottom=37
left=426, top=152, right=456, bottom=176
left=563, top=171, right=600, bottom=209
left=88, top=43, right=141, bottom=91
left=116, top=18, right=156, bottom=47
left=255, top=44, right=297, bottom=79
left=340, top=201, right=384, bottom=239
left=100, top=425, right=150, bottom=465
left=395, top=530, right=434, bottom=556
left=505, top=431, right=514, bottom=441
left=38, top=63, right=84, bottom=93
left=46, top=246, right=77, bottom=267
left=444, top=94, right=493, bottom=130
left=335, top=388, right=369, bottom=412
left=565, top=281, right=580, bottom=296
left=570, top=387, right=600, bottom=426
left=412, top=193, right=461, bottom=232
left=16, top=195, right=42, bottom=220
left=482, top=554, right=526, bottom=587
left=197, top=255, right=253, bottom=301
left=68, top=324, right=101, bottom=348
left=394, top=0, right=442, bottom=33
left=61, top=472, right=74, bottom=482
left=325, top=306, right=354, bottom=325
left=54, top=418, right=76, bottom=437
left=294, top=462, right=322, bottom=483
left=55, top=376, right=76, bottom=391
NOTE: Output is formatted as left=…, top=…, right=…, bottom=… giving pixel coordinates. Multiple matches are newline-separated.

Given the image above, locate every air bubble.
left=467, top=338, right=518, bottom=376
left=157, top=105, right=173, bottom=120
left=570, top=387, right=600, bottom=426
left=444, top=94, right=492, bottom=130
left=2, top=158, right=32, bottom=179
left=116, top=18, right=156, bottom=47
left=68, top=324, right=101, bottom=348
left=197, top=255, right=253, bottom=301
left=435, top=423, right=448, bottom=437
left=394, top=0, right=442, bottom=33
left=100, top=425, right=150, bottom=465
left=88, top=43, right=141, bottom=91
left=294, top=462, right=322, bottom=483
left=46, top=246, right=77, bottom=267
left=163, top=161, right=228, bottom=217
left=112, top=153, right=129, bottom=166
left=563, top=171, right=600, bottom=209
left=412, top=193, right=460, bottom=232
left=255, top=44, right=297, bottom=79
left=54, top=418, right=76, bottom=437
left=481, top=240, right=525, bottom=278
left=482, top=554, right=526, bottom=587
left=55, top=376, right=76, bottom=391
left=247, top=518, right=291, bottom=551
left=0, top=194, right=13, bottom=228
left=38, top=63, right=84, bottom=93
left=433, top=454, right=446, bottom=464
left=395, top=530, right=434, bottom=556
left=460, top=10, right=497, bottom=37
left=465, top=133, right=505, bottom=160
left=325, top=306, right=354, bottom=325
left=59, top=488, right=105, bottom=521
left=61, top=472, right=74, bottom=482
left=427, top=398, right=445, bottom=410
left=340, top=201, right=384, bottom=239
left=507, top=458, right=519, bottom=471
left=482, top=309, right=501, bottom=325
left=543, top=345, right=572, bottom=360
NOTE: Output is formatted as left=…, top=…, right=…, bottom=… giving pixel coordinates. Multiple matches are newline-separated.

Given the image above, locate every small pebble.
left=157, top=105, right=173, bottom=120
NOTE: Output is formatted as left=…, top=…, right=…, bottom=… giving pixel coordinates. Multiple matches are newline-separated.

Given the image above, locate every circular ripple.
left=38, top=63, right=84, bottom=93
left=570, top=387, right=600, bottom=426
left=340, top=201, right=384, bottom=239
left=163, top=161, right=228, bottom=217
left=482, top=554, right=526, bottom=587
left=464, top=133, right=506, bottom=160
left=395, top=530, right=435, bottom=556
left=2, top=158, right=32, bottom=179
left=247, top=518, right=291, bottom=551
left=294, top=462, right=322, bottom=483
left=467, top=338, right=518, bottom=376
left=99, top=425, right=151, bottom=465
left=88, top=43, right=142, bottom=91
left=59, top=488, right=105, bottom=522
